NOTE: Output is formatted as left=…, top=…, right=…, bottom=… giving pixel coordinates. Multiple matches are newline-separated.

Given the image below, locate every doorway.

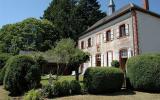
left=120, top=49, right=128, bottom=71
left=96, top=54, right=101, bottom=67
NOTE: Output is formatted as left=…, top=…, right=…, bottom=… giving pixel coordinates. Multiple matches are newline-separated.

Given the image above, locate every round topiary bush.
left=70, top=80, right=81, bottom=94
left=126, top=54, right=160, bottom=92
left=84, top=67, right=124, bottom=94
left=4, top=55, right=41, bottom=96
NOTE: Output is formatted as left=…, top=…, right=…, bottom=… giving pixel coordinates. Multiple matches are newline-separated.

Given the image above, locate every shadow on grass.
left=93, top=89, right=136, bottom=96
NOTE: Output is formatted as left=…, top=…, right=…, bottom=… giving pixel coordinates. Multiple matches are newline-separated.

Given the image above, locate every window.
left=81, top=41, right=84, bottom=49
left=120, top=49, right=128, bottom=58
left=119, top=24, right=126, bottom=37
left=119, top=24, right=129, bottom=38
left=106, top=30, right=112, bottom=41
left=96, top=54, right=101, bottom=66
left=88, top=38, right=91, bottom=47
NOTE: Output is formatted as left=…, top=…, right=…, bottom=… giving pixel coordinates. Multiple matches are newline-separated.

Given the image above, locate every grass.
left=41, top=75, right=83, bottom=86
left=53, top=91, right=160, bottom=100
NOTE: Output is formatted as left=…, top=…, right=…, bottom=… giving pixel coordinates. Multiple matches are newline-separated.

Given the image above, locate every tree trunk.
left=75, top=67, right=79, bottom=81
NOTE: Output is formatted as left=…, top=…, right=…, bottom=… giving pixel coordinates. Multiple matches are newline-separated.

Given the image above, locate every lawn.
left=41, top=75, right=83, bottom=86
left=53, top=91, right=160, bottom=100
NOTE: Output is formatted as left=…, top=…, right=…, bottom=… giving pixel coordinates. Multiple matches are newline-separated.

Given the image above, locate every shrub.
left=42, top=85, right=54, bottom=98
left=70, top=80, right=81, bottom=95
left=0, top=53, right=12, bottom=85
left=111, top=60, right=120, bottom=68
left=3, top=55, right=41, bottom=96
left=126, top=54, right=160, bottom=91
left=24, top=89, right=42, bottom=100
left=59, top=80, right=70, bottom=96
left=84, top=67, right=124, bottom=94
left=0, top=53, right=12, bottom=69
left=0, top=66, right=7, bottom=85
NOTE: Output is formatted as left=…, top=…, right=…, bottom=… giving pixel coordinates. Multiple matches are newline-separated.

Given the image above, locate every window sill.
left=118, top=35, right=129, bottom=39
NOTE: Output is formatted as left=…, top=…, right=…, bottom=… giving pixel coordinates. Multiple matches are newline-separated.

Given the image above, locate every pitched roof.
left=80, top=3, right=160, bottom=37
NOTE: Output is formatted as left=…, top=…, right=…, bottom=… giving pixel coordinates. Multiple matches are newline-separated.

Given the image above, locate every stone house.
left=78, top=0, right=160, bottom=73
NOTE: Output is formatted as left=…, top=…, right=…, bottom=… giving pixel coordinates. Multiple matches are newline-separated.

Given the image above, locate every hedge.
left=84, top=67, right=124, bottom=94
left=4, top=55, right=41, bottom=96
left=42, top=80, right=81, bottom=98
left=0, top=53, right=12, bottom=85
left=126, top=54, right=160, bottom=91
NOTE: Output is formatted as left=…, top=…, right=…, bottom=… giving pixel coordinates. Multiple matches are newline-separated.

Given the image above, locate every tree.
left=43, top=0, right=106, bottom=40
left=45, top=38, right=89, bottom=80
left=0, top=18, right=60, bottom=54
left=75, top=0, right=106, bottom=36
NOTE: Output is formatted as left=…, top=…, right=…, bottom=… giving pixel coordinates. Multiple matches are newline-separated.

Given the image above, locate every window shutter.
left=91, top=37, right=93, bottom=46
left=86, top=40, right=88, bottom=48
left=100, top=33, right=103, bottom=44
left=125, top=24, right=129, bottom=36
left=116, top=28, right=120, bottom=38
left=111, top=29, right=114, bottom=41
left=103, top=32, right=106, bottom=42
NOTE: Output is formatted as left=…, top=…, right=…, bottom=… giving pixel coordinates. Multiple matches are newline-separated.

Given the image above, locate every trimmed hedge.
left=4, top=55, right=41, bottom=95
left=126, top=54, right=160, bottom=91
left=70, top=80, right=81, bottom=94
left=0, top=53, right=12, bottom=85
left=84, top=67, right=124, bottom=94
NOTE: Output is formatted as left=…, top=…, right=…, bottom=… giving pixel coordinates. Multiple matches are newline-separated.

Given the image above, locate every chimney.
left=108, top=0, right=115, bottom=15
left=143, top=0, right=149, bottom=10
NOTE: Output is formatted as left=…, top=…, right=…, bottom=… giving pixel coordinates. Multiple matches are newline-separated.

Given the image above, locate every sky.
left=0, top=0, right=160, bottom=28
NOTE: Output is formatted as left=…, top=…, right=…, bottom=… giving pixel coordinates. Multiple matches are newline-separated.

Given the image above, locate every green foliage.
left=43, top=0, right=106, bottom=40
left=0, top=53, right=12, bottom=69
left=42, top=85, right=54, bottom=98
left=3, top=55, right=41, bottom=96
left=84, top=67, right=124, bottom=94
left=0, top=53, right=12, bottom=85
left=111, top=60, right=120, bottom=68
left=45, top=38, right=89, bottom=80
left=70, top=80, right=81, bottom=94
left=0, top=66, right=7, bottom=85
left=42, top=80, right=81, bottom=98
left=126, top=54, right=160, bottom=91
left=24, top=89, right=42, bottom=100
left=0, top=18, right=59, bottom=54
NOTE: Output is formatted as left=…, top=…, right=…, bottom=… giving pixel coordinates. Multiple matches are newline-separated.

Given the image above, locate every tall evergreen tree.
left=43, top=0, right=106, bottom=40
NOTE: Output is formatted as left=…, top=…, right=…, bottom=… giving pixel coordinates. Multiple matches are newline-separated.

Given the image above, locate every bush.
left=111, top=60, right=120, bottom=68
left=3, top=55, right=41, bottom=96
left=42, top=85, right=54, bottom=98
left=24, top=89, right=42, bottom=100
left=59, top=80, right=70, bottom=96
left=0, top=53, right=12, bottom=69
left=0, top=53, right=12, bottom=85
left=70, top=80, right=81, bottom=94
left=126, top=54, right=160, bottom=91
left=84, top=67, right=124, bottom=94
left=0, top=66, right=7, bottom=85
